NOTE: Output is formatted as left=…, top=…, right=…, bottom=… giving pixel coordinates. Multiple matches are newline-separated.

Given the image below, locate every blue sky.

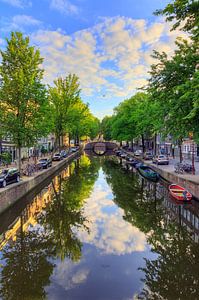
left=0, top=0, right=184, bottom=119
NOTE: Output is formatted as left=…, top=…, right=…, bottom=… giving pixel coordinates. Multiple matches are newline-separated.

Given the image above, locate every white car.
left=153, top=155, right=169, bottom=165
left=134, top=150, right=142, bottom=157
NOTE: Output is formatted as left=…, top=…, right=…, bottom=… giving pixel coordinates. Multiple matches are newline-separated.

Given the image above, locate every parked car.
left=153, top=155, right=169, bottom=165
left=134, top=150, right=143, bottom=157
left=52, top=153, right=62, bottom=161
left=70, top=147, right=78, bottom=152
left=120, top=153, right=127, bottom=158
left=115, top=150, right=122, bottom=156
left=60, top=150, right=68, bottom=158
left=0, top=168, right=20, bottom=188
left=39, top=158, right=52, bottom=169
left=143, top=152, right=153, bottom=160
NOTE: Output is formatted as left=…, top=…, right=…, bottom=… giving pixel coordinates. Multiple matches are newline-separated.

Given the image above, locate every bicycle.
left=174, top=163, right=184, bottom=174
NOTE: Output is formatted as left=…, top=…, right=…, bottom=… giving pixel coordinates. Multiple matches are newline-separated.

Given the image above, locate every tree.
left=101, top=116, right=113, bottom=141
left=0, top=32, right=49, bottom=172
left=147, top=39, right=199, bottom=160
left=49, top=74, right=81, bottom=148
left=67, top=100, right=100, bottom=144
left=111, top=96, right=138, bottom=145
left=154, top=0, right=199, bottom=38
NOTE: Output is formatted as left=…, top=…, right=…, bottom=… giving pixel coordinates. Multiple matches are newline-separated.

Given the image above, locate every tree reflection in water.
left=0, top=155, right=100, bottom=300
left=102, top=157, right=199, bottom=300
left=138, top=224, right=199, bottom=300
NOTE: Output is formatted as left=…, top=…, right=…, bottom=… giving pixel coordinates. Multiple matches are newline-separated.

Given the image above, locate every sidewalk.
left=0, top=153, right=53, bottom=179
left=125, top=150, right=199, bottom=187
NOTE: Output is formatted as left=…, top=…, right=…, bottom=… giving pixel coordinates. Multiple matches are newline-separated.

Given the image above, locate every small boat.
left=135, top=162, right=144, bottom=169
left=138, top=165, right=159, bottom=181
left=127, top=160, right=140, bottom=167
left=169, top=184, right=192, bottom=201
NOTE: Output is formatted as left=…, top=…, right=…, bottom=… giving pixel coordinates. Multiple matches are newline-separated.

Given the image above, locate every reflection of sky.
left=78, top=168, right=148, bottom=255
left=47, top=167, right=157, bottom=299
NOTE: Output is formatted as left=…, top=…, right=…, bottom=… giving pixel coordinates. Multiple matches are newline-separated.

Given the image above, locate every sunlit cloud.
left=31, top=16, right=185, bottom=105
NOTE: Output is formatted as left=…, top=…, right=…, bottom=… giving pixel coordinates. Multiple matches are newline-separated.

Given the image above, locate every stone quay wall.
left=0, top=151, right=80, bottom=214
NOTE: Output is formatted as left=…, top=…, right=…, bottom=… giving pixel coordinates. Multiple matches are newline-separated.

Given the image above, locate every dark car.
left=60, top=150, right=68, bottom=158
left=39, top=158, right=52, bottom=169
left=0, top=168, right=20, bottom=188
left=143, top=152, right=153, bottom=160
left=52, top=153, right=62, bottom=161
left=70, top=147, right=78, bottom=153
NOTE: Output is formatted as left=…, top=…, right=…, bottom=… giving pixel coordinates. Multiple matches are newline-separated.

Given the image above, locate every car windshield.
left=39, top=159, right=47, bottom=162
left=54, top=153, right=60, bottom=156
left=159, top=155, right=166, bottom=158
left=0, top=169, right=8, bottom=175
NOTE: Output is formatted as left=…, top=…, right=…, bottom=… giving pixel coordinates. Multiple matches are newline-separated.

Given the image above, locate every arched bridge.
left=84, top=141, right=118, bottom=154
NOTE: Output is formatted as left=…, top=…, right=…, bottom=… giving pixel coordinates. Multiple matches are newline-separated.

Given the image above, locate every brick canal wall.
left=0, top=151, right=80, bottom=214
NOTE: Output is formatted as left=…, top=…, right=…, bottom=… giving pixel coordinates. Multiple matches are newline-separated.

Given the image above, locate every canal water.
left=0, top=154, right=199, bottom=300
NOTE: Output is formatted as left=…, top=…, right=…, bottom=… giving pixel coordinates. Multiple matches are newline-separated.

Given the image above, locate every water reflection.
left=103, top=158, right=199, bottom=299
left=0, top=155, right=198, bottom=299
left=0, top=155, right=100, bottom=300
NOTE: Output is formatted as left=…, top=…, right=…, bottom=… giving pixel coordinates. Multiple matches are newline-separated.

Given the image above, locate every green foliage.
left=0, top=152, right=12, bottom=164
left=101, top=116, right=113, bottom=140
left=154, top=0, right=199, bottom=38
left=49, top=74, right=81, bottom=145
left=107, top=93, right=156, bottom=144
left=49, top=74, right=99, bottom=145
left=148, top=38, right=199, bottom=141
left=0, top=32, right=49, bottom=148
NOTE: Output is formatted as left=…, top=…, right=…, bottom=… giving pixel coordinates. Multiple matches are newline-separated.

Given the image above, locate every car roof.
left=7, top=168, right=18, bottom=172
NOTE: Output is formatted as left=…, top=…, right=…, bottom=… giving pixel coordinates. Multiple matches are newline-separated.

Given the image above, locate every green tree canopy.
left=0, top=32, right=49, bottom=171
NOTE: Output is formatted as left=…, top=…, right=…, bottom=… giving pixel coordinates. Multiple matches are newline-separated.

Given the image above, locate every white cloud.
left=12, top=15, right=42, bottom=27
left=0, top=15, right=42, bottom=33
left=50, top=0, right=79, bottom=15
left=31, top=16, right=186, bottom=103
left=0, top=0, right=32, bottom=8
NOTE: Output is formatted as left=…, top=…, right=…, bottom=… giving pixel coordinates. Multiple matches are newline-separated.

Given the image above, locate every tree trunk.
left=18, top=146, right=22, bottom=174
left=77, top=135, right=80, bottom=146
left=120, top=141, right=122, bottom=147
left=131, top=140, right=134, bottom=152
left=0, top=138, right=2, bottom=156
left=58, top=135, right=61, bottom=150
left=141, top=135, right=145, bottom=153
left=154, top=134, right=157, bottom=156
left=178, top=141, right=183, bottom=163
left=69, top=134, right=71, bottom=149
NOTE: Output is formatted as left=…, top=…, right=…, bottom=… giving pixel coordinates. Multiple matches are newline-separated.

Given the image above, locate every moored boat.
left=138, top=165, right=159, bottom=181
left=126, top=160, right=139, bottom=167
left=169, top=184, right=192, bottom=201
